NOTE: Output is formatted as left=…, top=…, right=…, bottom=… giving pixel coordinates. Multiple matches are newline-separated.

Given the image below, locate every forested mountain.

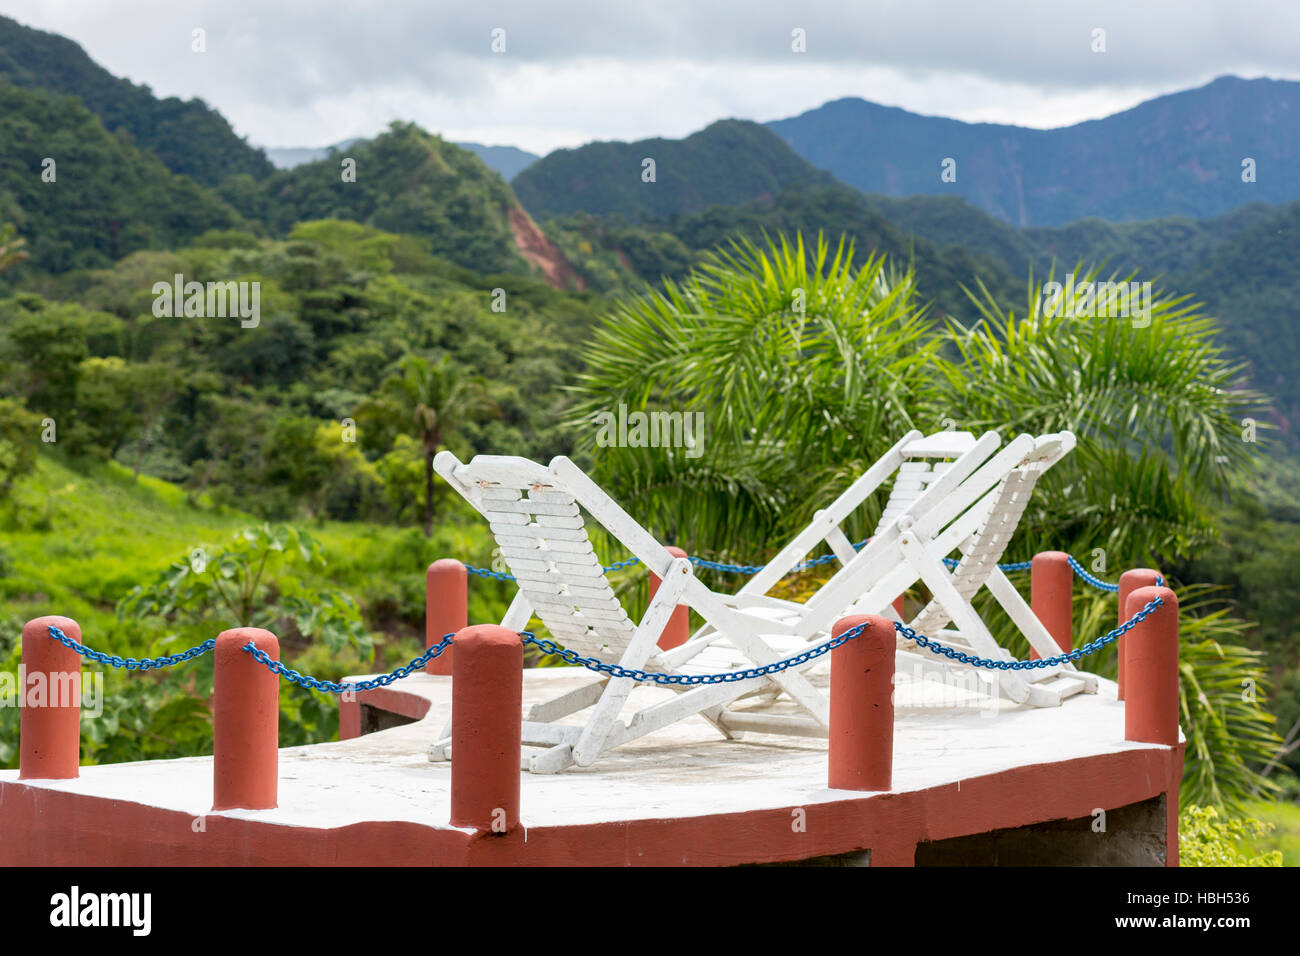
left=513, top=119, right=834, bottom=220
left=0, top=102, right=563, bottom=284
left=0, top=84, right=244, bottom=273
left=237, top=123, right=531, bottom=276
left=541, top=183, right=1023, bottom=324
left=0, top=15, right=274, bottom=187
left=767, top=76, right=1300, bottom=226
left=854, top=192, right=1300, bottom=443
left=0, top=221, right=600, bottom=500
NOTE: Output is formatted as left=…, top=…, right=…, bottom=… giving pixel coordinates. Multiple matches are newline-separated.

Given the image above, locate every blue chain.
left=465, top=565, right=519, bottom=582
left=47, top=625, right=215, bottom=670
left=516, top=594, right=1167, bottom=683
left=60, top=591, right=1167, bottom=692
left=236, top=595, right=1162, bottom=691
left=47, top=556, right=1166, bottom=689
left=897, top=595, right=1164, bottom=670
left=519, top=625, right=862, bottom=685
left=1066, top=554, right=1120, bottom=592
left=239, top=634, right=455, bottom=693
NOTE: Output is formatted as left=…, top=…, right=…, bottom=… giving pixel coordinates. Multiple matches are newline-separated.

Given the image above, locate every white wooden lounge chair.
left=733, top=429, right=994, bottom=601
left=823, top=431, right=1093, bottom=706
left=429, top=452, right=840, bottom=773
left=705, top=430, right=1092, bottom=707
left=888, top=431, right=1097, bottom=706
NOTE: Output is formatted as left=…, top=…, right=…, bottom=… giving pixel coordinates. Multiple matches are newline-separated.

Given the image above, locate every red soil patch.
left=508, top=206, right=584, bottom=291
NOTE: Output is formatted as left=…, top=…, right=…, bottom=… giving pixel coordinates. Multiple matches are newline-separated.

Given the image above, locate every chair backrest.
left=909, top=432, right=1075, bottom=632
left=871, top=431, right=981, bottom=537
left=435, top=454, right=636, bottom=662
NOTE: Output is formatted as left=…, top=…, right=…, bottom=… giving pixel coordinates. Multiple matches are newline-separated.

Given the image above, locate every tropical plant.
left=1174, top=587, right=1283, bottom=809
left=1179, top=805, right=1282, bottom=866
left=570, top=231, right=939, bottom=559
left=937, top=265, right=1264, bottom=565
left=118, top=523, right=371, bottom=657
left=356, top=352, right=497, bottom=536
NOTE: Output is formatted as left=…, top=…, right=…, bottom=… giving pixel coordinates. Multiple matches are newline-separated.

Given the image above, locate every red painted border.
left=338, top=687, right=434, bottom=740
left=0, top=744, right=1181, bottom=866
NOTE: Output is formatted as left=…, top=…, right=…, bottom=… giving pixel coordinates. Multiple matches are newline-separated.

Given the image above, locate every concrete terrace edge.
left=0, top=743, right=1183, bottom=866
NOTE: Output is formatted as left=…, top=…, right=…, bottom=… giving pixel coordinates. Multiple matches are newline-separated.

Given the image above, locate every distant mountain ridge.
left=264, top=140, right=362, bottom=170
left=513, top=119, right=834, bottom=221
left=767, top=76, right=1300, bottom=226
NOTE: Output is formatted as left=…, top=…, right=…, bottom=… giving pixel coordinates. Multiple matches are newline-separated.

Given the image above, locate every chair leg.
left=527, top=743, right=574, bottom=774
left=700, top=704, right=744, bottom=740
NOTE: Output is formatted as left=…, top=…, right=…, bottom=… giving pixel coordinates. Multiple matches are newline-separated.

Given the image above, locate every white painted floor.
left=2, top=664, right=1176, bottom=833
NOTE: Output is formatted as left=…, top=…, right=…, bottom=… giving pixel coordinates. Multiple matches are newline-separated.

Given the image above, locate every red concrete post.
left=650, top=546, right=690, bottom=650
left=426, top=559, right=467, bottom=675
left=1123, top=586, right=1180, bottom=746
left=1030, top=551, right=1073, bottom=658
left=1117, top=568, right=1161, bottom=700
left=828, top=614, right=895, bottom=791
left=19, top=616, right=82, bottom=780
left=450, top=625, right=522, bottom=832
left=213, top=627, right=280, bottom=811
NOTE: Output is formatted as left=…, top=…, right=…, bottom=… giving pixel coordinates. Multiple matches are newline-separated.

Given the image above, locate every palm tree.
left=936, top=265, right=1263, bottom=566
left=0, top=223, right=28, bottom=274
left=359, top=353, right=495, bottom=536
left=570, top=231, right=939, bottom=559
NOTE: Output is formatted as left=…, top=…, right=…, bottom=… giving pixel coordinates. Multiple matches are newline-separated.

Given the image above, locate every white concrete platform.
left=1, top=663, right=1175, bottom=834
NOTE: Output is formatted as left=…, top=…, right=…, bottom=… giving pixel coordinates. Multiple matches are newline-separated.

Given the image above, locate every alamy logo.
left=49, top=886, right=151, bottom=936
left=593, top=404, right=704, bottom=458
left=0, top=667, right=103, bottom=716
left=151, top=273, right=260, bottom=328
left=1041, top=275, right=1152, bottom=326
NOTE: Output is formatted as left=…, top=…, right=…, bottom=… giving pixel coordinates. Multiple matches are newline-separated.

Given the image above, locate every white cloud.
left=2, top=0, right=1298, bottom=154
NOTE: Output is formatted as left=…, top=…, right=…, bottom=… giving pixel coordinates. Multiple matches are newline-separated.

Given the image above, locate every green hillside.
left=1, top=219, right=600, bottom=483
left=240, top=123, right=528, bottom=275
left=540, top=184, right=1023, bottom=325
left=0, top=84, right=244, bottom=274
left=0, top=15, right=274, bottom=187
left=856, top=192, right=1300, bottom=444
left=0, top=451, right=518, bottom=766
left=862, top=193, right=1278, bottom=279
left=513, top=119, right=834, bottom=221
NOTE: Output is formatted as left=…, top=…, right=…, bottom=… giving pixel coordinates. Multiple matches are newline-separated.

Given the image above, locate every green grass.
left=0, top=452, right=543, bottom=766
left=1240, top=798, right=1300, bottom=866
left=0, top=451, right=519, bottom=669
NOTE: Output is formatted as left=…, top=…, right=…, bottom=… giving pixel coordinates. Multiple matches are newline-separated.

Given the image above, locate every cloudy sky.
left=3, top=1, right=1299, bottom=155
